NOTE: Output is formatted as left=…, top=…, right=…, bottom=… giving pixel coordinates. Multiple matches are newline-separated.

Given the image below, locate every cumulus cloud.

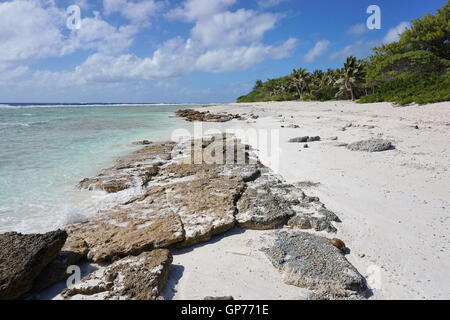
left=303, top=40, right=330, bottom=62
left=347, top=23, right=367, bottom=36
left=103, top=0, right=165, bottom=25
left=257, top=0, right=286, bottom=9
left=2, top=0, right=297, bottom=89
left=191, top=9, right=280, bottom=48
left=383, top=21, right=410, bottom=44
left=166, top=0, right=237, bottom=22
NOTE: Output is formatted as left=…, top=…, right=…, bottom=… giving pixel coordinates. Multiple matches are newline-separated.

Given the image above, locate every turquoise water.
left=0, top=104, right=195, bottom=233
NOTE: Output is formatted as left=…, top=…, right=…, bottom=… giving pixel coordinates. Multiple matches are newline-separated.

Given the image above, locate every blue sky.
left=0, top=0, right=447, bottom=103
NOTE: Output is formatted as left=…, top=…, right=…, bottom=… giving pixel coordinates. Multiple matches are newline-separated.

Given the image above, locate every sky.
left=0, top=0, right=447, bottom=103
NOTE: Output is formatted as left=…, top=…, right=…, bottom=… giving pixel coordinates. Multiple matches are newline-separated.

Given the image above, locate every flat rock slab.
left=66, top=203, right=184, bottom=263
left=0, top=230, right=67, bottom=300
left=175, top=109, right=240, bottom=122
left=78, top=142, right=175, bottom=193
left=347, top=139, right=393, bottom=152
left=264, top=231, right=367, bottom=299
left=62, top=250, right=172, bottom=300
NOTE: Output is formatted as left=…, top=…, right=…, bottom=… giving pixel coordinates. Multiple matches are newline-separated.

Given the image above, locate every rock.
left=204, top=296, right=234, bottom=300
left=78, top=142, right=175, bottom=193
left=307, top=136, right=321, bottom=142
left=65, top=196, right=185, bottom=262
left=62, top=250, right=172, bottom=300
left=0, top=230, right=68, bottom=300
left=264, top=231, right=367, bottom=298
left=288, top=208, right=339, bottom=233
left=132, top=140, right=152, bottom=145
left=303, top=144, right=309, bottom=148
left=289, top=136, right=320, bottom=143
left=347, top=139, right=393, bottom=152
left=330, top=238, right=346, bottom=251
left=175, top=109, right=240, bottom=122
left=236, top=175, right=298, bottom=229
left=32, top=249, right=85, bottom=293
left=285, top=124, right=300, bottom=129
left=328, top=136, right=338, bottom=141
left=289, top=136, right=309, bottom=143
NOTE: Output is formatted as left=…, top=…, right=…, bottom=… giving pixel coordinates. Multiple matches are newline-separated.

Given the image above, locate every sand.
left=166, top=100, right=449, bottom=300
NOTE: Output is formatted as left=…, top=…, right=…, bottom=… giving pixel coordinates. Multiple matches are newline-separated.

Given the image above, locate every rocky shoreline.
left=0, top=110, right=370, bottom=300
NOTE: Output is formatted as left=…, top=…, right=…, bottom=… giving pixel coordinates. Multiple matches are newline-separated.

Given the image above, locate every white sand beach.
left=164, top=101, right=450, bottom=300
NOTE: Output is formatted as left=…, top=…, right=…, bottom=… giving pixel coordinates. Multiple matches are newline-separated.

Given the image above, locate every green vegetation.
left=237, top=1, right=450, bottom=105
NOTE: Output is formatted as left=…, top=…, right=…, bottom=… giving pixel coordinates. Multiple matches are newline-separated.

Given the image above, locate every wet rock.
left=347, top=139, right=393, bottom=152
left=132, top=140, right=152, bottom=145
left=264, top=231, right=367, bottom=298
left=78, top=142, right=175, bottom=193
left=0, top=230, right=67, bottom=300
left=176, top=109, right=240, bottom=122
left=62, top=250, right=172, bottom=300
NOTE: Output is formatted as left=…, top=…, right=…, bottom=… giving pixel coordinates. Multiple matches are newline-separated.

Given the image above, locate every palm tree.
left=290, top=68, right=311, bottom=98
left=335, top=56, right=364, bottom=100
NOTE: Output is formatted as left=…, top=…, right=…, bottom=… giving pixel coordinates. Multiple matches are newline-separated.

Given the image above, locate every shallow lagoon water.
left=0, top=104, right=195, bottom=233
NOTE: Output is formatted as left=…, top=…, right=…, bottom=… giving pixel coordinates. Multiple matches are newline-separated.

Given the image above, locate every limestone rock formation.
left=62, top=250, right=172, bottom=300
left=264, top=231, right=367, bottom=298
left=0, top=230, right=67, bottom=300
left=78, top=142, right=175, bottom=193
left=347, top=139, right=393, bottom=152
left=175, top=109, right=240, bottom=122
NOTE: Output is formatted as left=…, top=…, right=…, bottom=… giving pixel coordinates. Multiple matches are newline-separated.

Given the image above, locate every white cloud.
left=191, top=9, right=280, bottom=48
left=383, top=22, right=410, bottom=44
left=347, top=23, right=367, bottom=36
left=257, top=0, right=286, bottom=9
left=0, top=1, right=65, bottom=63
left=303, top=40, right=330, bottom=62
left=103, top=0, right=165, bottom=25
left=167, top=0, right=237, bottom=22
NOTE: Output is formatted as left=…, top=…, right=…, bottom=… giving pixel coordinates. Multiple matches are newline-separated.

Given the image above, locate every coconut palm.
left=290, top=68, right=311, bottom=98
left=335, top=56, right=365, bottom=100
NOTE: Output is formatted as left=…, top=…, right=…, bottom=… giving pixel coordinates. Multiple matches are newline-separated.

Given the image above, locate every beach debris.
left=264, top=231, right=367, bottom=299
left=330, top=238, right=346, bottom=251
left=347, top=139, right=393, bottom=152
left=0, top=230, right=67, bottom=300
left=62, top=250, right=172, bottom=300
left=303, top=144, right=309, bottom=148
left=285, top=124, right=300, bottom=129
left=175, top=109, right=240, bottom=122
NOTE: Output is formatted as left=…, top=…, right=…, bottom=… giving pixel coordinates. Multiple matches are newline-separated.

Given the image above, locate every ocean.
left=0, top=103, right=197, bottom=234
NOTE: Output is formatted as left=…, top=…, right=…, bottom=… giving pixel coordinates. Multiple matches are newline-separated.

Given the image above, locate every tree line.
left=237, top=1, right=449, bottom=105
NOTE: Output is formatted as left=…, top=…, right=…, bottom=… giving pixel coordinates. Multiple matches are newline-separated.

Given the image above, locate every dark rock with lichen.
left=0, top=230, right=67, bottom=300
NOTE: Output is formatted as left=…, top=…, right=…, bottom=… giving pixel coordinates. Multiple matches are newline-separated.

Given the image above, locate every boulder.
left=264, top=231, right=367, bottom=298
left=0, top=230, right=67, bottom=300
left=62, top=250, right=172, bottom=300
left=347, top=139, right=393, bottom=152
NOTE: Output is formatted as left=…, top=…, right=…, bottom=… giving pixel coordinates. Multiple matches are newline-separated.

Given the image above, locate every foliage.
left=237, top=1, right=450, bottom=105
